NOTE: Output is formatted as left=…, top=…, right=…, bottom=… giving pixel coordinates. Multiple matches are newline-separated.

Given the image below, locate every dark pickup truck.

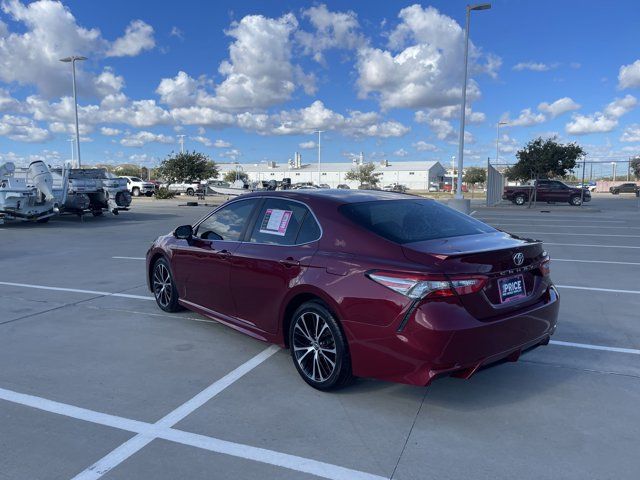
left=503, top=179, right=591, bottom=206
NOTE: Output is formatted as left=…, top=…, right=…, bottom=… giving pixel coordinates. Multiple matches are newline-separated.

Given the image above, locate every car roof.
left=241, top=188, right=424, bottom=205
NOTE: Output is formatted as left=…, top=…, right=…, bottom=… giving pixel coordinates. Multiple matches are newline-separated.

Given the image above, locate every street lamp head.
left=498, top=121, right=508, bottom=126
left=469, top=3, right=492, bottom=11
left=60, top=56, right=87, bottom=63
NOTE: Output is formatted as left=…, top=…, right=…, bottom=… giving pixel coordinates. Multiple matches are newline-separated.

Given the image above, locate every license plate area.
left=498, top=274, right=526, bottom=303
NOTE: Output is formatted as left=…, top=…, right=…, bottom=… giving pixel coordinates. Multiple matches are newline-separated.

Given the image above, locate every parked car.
left=336, top=184, right=350, bottom=189
left=147, top=190, right=558, bottom=390
left=503, top=179, right=591, bottom=206
left=383, top=183, right=408, bottom=193
left=442, top=184, right=468, bottom=193
left=576, top=182, right=597, bottom=192
left=319, top=184, right=331, bottom=189
left=165, top=181, right=203, bottom=196
left=120, top=176, right=156, bottom=197
left=609, top=183, right=639, bottom=195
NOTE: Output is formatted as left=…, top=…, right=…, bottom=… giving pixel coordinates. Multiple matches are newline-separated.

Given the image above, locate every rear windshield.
left=340, top=199, right=495, bottom=244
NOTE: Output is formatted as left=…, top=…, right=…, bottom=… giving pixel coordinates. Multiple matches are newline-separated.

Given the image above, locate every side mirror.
left=174, top=224, right=193, bottom=240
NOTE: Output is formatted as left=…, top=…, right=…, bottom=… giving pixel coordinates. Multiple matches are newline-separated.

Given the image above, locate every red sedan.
left=146, top=190, right=558, bottom=390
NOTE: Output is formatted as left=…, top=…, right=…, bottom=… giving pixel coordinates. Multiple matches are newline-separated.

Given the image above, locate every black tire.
left=145, top=191, right=153, bottom=197
left=132, top=187, right=140, bottom=197
left=514, top=194, right=527, bottom=206
left=186, top=188, right=195, bottom=196
left=612, top=190, right=619, bottom=195
left=569, top=195, right=582, bottom=206
left=289, top=301, right=354, bottom=391
left=151, top=258, right=182, bottom=312
left=91, top=210, right=103, bottom=217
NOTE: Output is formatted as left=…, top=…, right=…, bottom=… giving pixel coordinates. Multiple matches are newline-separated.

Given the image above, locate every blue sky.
left=1, top=0, right=639, bottom=173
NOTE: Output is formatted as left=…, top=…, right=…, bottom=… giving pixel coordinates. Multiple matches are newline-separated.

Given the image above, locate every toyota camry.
left=146, top=190, right=559, bottom=390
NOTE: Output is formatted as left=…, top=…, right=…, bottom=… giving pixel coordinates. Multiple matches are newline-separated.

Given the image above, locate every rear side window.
left=340, top=199, right=495, bottom=244
left=249, top=199, right=316, bottom=245
left=296, top=212, right=321, bottom=244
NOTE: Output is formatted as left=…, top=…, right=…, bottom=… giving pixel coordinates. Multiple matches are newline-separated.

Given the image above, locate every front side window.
left=249, top=199, right=318, bottom=245
left=340, top=199, right=495, bottom=244
left=196, top=199, right=258, bottom=241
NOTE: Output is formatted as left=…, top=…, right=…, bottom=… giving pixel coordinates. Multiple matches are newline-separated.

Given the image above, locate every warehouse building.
left=218, top=157, right=447, bottom=190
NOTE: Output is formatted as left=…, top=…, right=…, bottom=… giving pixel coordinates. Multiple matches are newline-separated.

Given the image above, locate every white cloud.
left=0, top=1, right=153, bottom=98
left=566, top=95, right=637, bottom=135
left=412, top=141, right=437, bottom=151
left=190, top=135, right=212, bottom=147
left=620, top=124, right=640, bottom=142
left=299, top=140, right=316, bottom=149
left=618, top=60, right=640, bottom=89
left=0, top=88, right=21, bottom=112
left=513, top=62, right=554, bottom=72
left=538, top=97, right=580, bottom=118
left=100, top=127, right=121, bottom=136
left=156, top=71, right=198, bottom=108
left=169, top=106, right=235, bottom=127
left=566, top=114, right=618, bottom=135
left=296, top=4, right=366, bottom=64
left=240, top=100, right=410, bottom=138
left=213, top=14, right=300, bottom=110
left=213, top=139, right=232, bottom=148
left=0, top=113, right=51, bottom=143
left=106, top=20, right=155, bottom=57
left=120, top=131, right=174, bottom=147
left=219, top=149, right=241, bottom=160
left=604, top=94, right=637, bottom=117
left=356, top=5, right=493, bottom=110
left=502, top=108, right=546, bottom=127
left=169, top=26, right=184, bottom=40
left=393, top=148, right=409, bottom=157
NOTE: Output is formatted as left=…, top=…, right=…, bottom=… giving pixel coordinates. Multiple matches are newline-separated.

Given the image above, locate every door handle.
left=216, top=249, right=232, bottom=259
left=279, top=257, right=300, bottom=267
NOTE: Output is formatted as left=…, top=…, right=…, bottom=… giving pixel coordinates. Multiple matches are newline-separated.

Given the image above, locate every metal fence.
left=486, top=161, right=505, bottom=206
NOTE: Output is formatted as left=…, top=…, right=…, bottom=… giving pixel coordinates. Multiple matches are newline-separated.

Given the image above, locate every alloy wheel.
left=153, top=262, right=172, bottom=308
left=292, top=311, right=337, bottom=383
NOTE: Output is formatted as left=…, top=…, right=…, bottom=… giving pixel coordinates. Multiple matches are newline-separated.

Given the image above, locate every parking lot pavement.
left=0, top=194, right=639, bottom=480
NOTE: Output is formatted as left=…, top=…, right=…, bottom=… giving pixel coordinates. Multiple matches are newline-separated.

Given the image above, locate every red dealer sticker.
left=259, top=209, right=293, bottom=236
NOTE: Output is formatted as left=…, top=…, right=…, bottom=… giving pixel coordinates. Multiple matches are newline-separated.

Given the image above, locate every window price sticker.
left=259, top=209, right=293, bottom=236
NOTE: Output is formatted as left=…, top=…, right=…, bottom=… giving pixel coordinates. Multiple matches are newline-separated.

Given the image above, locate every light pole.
left=451, top=155, right=456, bottom=193
left=315, top=130, right=323, bottom=186
left=611, top=162, right=617, bottom=181
left=177, top=135, right=186, bottom=154
left=495, top=121, right=507, bottom=163
left=68, top=137, right=75, bottom=166
left=60, top=56, right=87, bottom=168
left=456, top=3, right=491, bottom=199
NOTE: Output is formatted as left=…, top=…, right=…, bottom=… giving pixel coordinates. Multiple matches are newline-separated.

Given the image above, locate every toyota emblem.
left=513, top=252, right=525, bottom=266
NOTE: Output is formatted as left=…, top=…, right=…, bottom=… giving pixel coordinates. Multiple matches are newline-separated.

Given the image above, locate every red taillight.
left=367, top=271, right=486, bottom=299
left=539, top=258, right=551, bottom=276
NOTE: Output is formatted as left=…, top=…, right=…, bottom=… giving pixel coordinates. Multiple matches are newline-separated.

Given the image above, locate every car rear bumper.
left=343, top=285, right=559, bottom=386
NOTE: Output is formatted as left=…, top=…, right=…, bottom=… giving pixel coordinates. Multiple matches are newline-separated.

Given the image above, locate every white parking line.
left=507, top=231, right=640, bottom=238
left=556, top=285, right=640, bottom=295
left=488, top=223, right=640, bottom=229
left=112, top=256, right=145, bottom=260
left=71, top=345, right=280, bottom=480
left=0, top=377, right=387, bottom=480
left=544, top=243, right=640, bottom=249
left=0, top=281, right=153, bottom=301
left=553, top=259, right=640, bottom=266
left=550, top=340, right=640, bottom=355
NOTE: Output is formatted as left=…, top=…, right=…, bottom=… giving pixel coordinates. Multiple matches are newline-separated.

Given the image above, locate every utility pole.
left=60, top=56, right=87, bottom=167
left=315, top=130, right=323, bottom=186
left=177, top=135, right=186, bottom=154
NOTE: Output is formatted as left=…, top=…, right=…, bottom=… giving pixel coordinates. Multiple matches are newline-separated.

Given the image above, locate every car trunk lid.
left=402, top=232, right=550, bottom=320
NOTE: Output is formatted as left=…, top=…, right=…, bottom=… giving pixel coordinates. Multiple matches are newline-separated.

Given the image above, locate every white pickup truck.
left=120, top=176, right=157, bottom=197
left=164, top=181, right=203, bottom=196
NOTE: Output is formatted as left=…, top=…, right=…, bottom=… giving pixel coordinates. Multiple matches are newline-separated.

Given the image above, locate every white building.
left=218, top=159, right=446, bottom=190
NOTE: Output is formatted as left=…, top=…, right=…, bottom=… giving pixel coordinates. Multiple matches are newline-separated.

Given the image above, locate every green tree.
left=631, top=157, right=640, bottom=179
left=506, top=137, right=585, bottom=182
left=344, top=162, right=382, bottom=187
left=223, top=170, right=248, bottom=183
left=157, top=151, right=219, bottom=184
left=463, top=167, right=486, bottom=185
